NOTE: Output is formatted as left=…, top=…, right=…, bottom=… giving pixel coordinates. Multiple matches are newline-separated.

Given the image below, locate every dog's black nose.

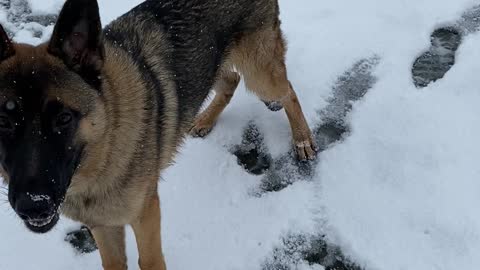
left=14, top=192, right=54, bottom=221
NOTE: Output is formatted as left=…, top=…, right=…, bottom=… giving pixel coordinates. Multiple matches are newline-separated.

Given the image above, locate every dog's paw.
left=263, top=101, right=284, bottom=112
left=189, top=122, right=214, bottom=138
left=294, top=138, right=318, bottom=161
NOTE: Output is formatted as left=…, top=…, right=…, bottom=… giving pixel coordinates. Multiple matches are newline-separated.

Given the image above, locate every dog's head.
left=0, top=0, right=106, bottom=233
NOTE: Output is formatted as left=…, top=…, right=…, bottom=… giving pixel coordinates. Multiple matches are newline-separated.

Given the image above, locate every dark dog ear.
left=0, top=24, right=15, bottom=61
left=48, top=0, right=104, bottom=75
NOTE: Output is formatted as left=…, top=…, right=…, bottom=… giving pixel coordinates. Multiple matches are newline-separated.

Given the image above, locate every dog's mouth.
left=24, top=212, right=60, bottom=233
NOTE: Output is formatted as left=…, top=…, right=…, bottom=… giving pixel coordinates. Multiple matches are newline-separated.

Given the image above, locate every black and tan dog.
left=0, top=0, right=316, bottom=269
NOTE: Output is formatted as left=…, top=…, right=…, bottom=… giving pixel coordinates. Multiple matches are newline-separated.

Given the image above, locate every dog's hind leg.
left=131, top=194, right=167, bottom=270
left=90, top=226, right=127, bottom=270
left=232, top=26, right=317, bottom=160
left=190, top=69, right=240, bottom=137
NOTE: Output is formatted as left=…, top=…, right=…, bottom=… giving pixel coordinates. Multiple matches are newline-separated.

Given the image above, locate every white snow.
left=0, top=0, right=479, bottom=269
left=27, top=193, right=51, bottom=203
left=27, top=0, right=62, bottom=14
left=320, top=32, right=480, bottom=270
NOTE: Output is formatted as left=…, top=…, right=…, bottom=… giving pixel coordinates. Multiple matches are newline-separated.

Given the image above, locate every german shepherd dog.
left=0, top=0, right=316, bottom=269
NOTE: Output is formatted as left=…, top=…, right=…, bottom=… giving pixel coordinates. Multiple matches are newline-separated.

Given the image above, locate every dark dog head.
left=0, top=0, right=106, bottom=233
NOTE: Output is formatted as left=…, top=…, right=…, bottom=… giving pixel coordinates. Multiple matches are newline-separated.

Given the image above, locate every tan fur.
left=91, top=226, right=128, bottom=270
left=190, top=69, right=240, bottom=137
left=63, top=42, right=154, bottom=226
left=119, top=15, right=181, bottom=169
left=131, top=192, right=167, bottom=270
left=190, top=26, right=317, bottom=159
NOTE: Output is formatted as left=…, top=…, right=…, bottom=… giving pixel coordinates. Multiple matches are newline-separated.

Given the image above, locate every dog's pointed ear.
left=48, top=0, right=104, bottom=73
left=0, top=24, right=15, bottom=61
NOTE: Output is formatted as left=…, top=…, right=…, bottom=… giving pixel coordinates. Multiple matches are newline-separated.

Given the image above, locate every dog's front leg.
left=90, top=226, right=128, bottom=270
left=131, top=194, right=167, bottom=270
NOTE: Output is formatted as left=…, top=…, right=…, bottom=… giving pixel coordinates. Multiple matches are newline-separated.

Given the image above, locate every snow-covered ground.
left=1, top=0, right=480, bottom=269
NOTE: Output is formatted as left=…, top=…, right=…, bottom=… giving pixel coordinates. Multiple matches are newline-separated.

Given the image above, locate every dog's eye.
left=0, top=115, right=13, bottom=131
left=56, top=112, right=73, bottom=127
left=5, top=100, right=16, bottom=111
